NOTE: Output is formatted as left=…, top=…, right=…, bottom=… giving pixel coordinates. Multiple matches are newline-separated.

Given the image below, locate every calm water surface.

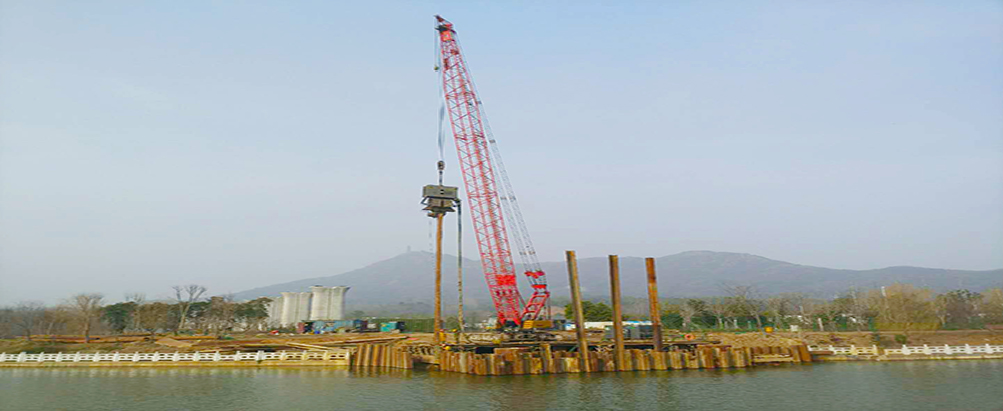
left=2, top=361, right=1002, bottom=411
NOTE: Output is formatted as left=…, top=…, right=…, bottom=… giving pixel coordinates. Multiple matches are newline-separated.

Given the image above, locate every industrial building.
left=266, top=286, right=350, bottom=327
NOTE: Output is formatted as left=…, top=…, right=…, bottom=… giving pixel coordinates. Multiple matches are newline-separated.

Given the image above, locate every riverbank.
left=5, top=330, right=1001, bottom=354
left=809, top=342, right=1003, bottom=363
left=787, top=329, right=1003, bottom=347
left=5, top=330, right=1002, bottom=373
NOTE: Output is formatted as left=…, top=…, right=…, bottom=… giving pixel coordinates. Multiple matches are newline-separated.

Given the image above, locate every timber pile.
left=437, top=345, right=812, bottom=376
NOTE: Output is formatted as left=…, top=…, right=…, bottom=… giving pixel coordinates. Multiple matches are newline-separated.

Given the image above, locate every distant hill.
left=232, top=251, right=1003, bottom=309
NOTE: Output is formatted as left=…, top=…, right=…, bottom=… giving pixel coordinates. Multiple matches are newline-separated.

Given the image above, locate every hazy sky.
left=1, top=1, right=1001, bottom=304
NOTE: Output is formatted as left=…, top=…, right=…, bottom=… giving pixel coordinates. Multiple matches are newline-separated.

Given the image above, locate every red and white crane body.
left=435, top=15, right=549, bottom=327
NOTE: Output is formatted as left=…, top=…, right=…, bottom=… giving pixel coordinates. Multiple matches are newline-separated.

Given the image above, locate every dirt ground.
left=4, top=330, right=1002, bottom=354
left=634, top=330, right=1003, bottom=348
left=0, top=333, right=427, bottom=354
left=786, top=330, right=1003, bottom=347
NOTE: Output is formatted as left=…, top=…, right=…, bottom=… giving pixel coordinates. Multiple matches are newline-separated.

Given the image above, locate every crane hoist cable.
left=434, top=27, right=448, bottom=186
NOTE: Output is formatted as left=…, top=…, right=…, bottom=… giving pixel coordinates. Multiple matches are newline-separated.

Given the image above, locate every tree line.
left=567, top=283, right=1003, bottom=332
left=5, top=282, right=1003, bottom=339
left=0, top=285, right=272, bottom=341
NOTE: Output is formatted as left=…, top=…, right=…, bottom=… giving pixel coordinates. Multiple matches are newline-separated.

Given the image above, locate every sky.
left=1, top=1, right=1001, bottom=305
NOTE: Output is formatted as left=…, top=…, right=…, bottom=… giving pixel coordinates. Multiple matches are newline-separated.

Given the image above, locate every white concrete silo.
left=309, top=286, right=328, bottom=321
left=266, top=295, right=284, bottom=328
left=279, top=292, right=296, bottom=326
left=307, top=286, right=350, bottom=320
left=293, top=292, right=311, bottom=324
left=280, top=292, right=311, bottom=326
left=329, top=286, right=350, bottom=320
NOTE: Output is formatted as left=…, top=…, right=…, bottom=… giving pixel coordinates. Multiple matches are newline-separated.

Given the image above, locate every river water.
left=2, top=361, right=1001, bottom=411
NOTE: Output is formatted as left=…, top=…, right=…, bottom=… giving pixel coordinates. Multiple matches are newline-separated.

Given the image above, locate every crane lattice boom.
left=435, top=15, right=549, bottom=326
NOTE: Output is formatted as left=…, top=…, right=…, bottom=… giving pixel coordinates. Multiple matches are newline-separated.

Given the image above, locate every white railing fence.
left=808, top=345, right=880, bottom=355
left=0, top=350, right=350, bottom=364
left=809, top=344, right=1003, bottom=356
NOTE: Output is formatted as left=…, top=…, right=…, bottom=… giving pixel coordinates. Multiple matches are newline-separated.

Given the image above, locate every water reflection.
left=2, top=362, right=1002, bottom=411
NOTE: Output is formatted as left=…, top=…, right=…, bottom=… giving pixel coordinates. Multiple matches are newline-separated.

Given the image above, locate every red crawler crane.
left=435, top=15, right=549, bottom=327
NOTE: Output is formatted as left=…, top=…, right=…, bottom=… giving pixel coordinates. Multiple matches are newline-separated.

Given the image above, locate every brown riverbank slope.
left=4, top=330, right=1002, bottom=355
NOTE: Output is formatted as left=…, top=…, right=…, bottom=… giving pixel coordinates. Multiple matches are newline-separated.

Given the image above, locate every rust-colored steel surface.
left=646, top=257, right=663, bottom=351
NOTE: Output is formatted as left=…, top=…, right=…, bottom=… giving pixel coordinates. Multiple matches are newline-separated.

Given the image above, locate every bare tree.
left=125, top=293, right=146, bottom=332
left=836, top=288, right=871, bottom=331
left=205, top=295, right=237, bottom=337
left=816, top=300, right=842, bottom=331
left=784, top=293, right=814, bottom=330
left=0, top=307, right=13, bottom=338
left=69, top=294, right=104, bottom=343
left=137, top=302, right=170, bottom=339
left=679, top=299, right=702, bottom=331
left=42, top=306, right=72, bottom=337
left=624, top=297, right=650, bottom=320
left=933, top=294, right=950, bottom=328
left=983, top=288, right=1003, bottom=324
left=12, top=302, right=45, bottom=340
left=173, top=285, right=206, bottom=332
left=866, top=283, right=936, bottom=333
left=704, top=297, right=728, bottom=329
left=766, top=295, right=793, bottom=329
left=934, top=290, right=981, bottom=328
left=723, top=284, right=765, bottom=330
left=796, top=296, right=832, bottom=331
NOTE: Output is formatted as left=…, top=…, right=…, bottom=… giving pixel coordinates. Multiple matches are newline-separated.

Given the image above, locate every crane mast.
left=435, top=15, right=549, bottom=327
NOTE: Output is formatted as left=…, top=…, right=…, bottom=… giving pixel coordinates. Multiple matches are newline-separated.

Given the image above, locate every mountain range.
left=233, top=251, right=1003, bottom=310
